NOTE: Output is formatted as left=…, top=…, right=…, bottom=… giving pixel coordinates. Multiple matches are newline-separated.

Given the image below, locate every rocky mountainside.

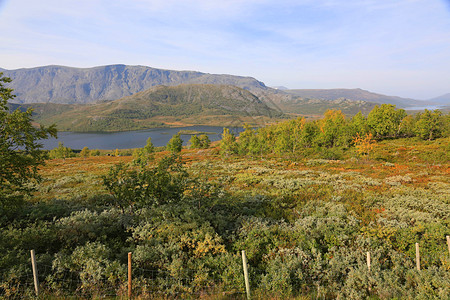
left=0, top=65, right=268, bottom=104
left=1, top=64, right=434, bottom=109
left=284, top=88, right=426, bottom=108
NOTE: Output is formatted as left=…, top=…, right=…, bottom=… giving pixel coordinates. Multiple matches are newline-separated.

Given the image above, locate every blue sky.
left=0, top=0, right=449, bottom=99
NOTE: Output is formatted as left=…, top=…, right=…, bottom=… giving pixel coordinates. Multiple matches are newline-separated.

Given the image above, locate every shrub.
left=166, top=133, right=183, bottom=153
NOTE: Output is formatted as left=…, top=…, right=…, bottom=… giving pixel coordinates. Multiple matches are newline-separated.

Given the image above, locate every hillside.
left=429, top=93, right=450, bottom=105
left=0, top=65, right=269, bottom=104
left=274, top=98, right=377, bottom=116
left=22, top=84, right=284, bottom=132
left=284, top=88, right=426, bottom=108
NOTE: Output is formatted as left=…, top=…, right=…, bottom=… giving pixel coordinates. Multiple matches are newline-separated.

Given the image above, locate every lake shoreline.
left=41, top=125, right=243, bottom=150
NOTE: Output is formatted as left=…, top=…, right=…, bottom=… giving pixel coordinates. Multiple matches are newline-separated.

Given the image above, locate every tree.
left=0, top=73, right=57, bottom=212
left=133, top=137, right=155, bottom=166
left=49, top=142, right=74, bottom=159
left=414, top=109, right=444, bottom=140
left=80, top=146, right=90, bottom=158
left=143, top=137, right=155, bottom=154
left=189, top=135, right=201, bottom=149
left=318, top=110, right=349, bottom=148
left=274, top=121, right=294, bottom=153
left=444, top=114, right=450, bottom=138
left=167, top=133, right=183, bottom=153
left=237, top=123, right=256, bottom=155
left=219, top=128, right=237, bottom=155
left=254, top=126, right=275, bottom=155
left=198, top=134, right=211, bottom=149
left=350, top=111, right=369, bottom=136
left=297, top=119, right=319, bottom=149
left=398, top=115, right=415, bottom=137
left=367, top=104, right=406, bottom=139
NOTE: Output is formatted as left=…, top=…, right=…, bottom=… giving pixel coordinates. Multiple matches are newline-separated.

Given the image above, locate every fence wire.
left=2, top=245, right=447, bottom=299
left=1, top=264, right=245, bottom=299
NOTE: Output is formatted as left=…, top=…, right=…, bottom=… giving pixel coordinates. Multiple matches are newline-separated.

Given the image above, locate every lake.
left=404, top=105, right=446, bottom=111
left=40, top=125, right=243, bottom=150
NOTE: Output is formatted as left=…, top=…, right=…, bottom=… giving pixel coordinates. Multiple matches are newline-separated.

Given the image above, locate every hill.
left=21, top=84, right=284, bottom=132
left=0, top=65, right=269, bottom=104
left=284, top=88, right=426, bottom=108
left=275, top=98, right=377, bottom=116
left=429, top=93, right=450, bottom=105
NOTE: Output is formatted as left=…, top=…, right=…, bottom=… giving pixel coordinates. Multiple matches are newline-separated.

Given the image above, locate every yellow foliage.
left=320, top=109, right=346, bottom=133
left=179, top=231, right=226, bottom=258
left=353, top=133, right=377, bottom=157
left=193, top=233, right=226, bottom=257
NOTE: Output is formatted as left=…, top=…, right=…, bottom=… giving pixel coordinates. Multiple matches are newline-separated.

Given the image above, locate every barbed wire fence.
left=0, top=253, right=247, bottom=299
left=1, top=237, right=449, bottom=299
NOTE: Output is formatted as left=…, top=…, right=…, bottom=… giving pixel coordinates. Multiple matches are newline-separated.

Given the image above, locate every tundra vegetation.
left=1, top=73, right=450, bottom=298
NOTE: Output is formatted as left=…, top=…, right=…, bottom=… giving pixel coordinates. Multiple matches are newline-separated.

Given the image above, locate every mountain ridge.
left=283, top=88, right=427, bottom=108
left=1, top=64, right=441, bottom=109
left=0, top=64, right=269, bottom=104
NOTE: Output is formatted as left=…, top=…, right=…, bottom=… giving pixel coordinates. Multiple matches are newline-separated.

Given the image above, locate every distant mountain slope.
left=429, top=93, right=450, bottom=105
left=284, top=88, right=426, bottom=108
left=276, top=98, right=377, bottom=116
left=20, top=84, right=283, bottom=132
left=0, top=65, right=268, bottom=104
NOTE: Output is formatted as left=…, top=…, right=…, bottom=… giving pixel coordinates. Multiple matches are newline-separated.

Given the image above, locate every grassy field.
left=1, top=137, right=449, bottom=299
left=35, top=138, right=449, bottom=201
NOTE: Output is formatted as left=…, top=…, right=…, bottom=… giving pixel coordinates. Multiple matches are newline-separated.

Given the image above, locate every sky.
left=0, top=0, right=449, bottom=99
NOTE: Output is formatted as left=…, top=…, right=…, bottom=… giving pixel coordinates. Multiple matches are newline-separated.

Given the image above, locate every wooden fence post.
left=128, top=252, right=132, bottom=299
left=367, top=251, right=372, bottom=293
left=446, top=236, right=450, bottom=256
left=242, top=250, right=251, bottom=300
left=415, top=243, right=420, bottom=271
left=30, top=249, right=39, bottom=297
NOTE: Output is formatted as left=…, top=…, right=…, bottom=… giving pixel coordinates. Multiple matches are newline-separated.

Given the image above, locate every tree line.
left=220, top=104, right=449, bottom=157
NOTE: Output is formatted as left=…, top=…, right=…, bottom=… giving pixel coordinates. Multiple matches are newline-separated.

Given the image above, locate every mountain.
left=429, top=93, right=450, bottom=105
left=283, top=88, right=426, bottom=108
left=0, top=65, right=269, bottom=104
left=0, top=65, right=429, bottom=109
left=18, top=84, right=283, bottom=132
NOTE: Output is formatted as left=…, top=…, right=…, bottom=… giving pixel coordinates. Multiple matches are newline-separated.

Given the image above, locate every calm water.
left=405, top=105, right=445, bottom=111
left=40, top=126, right=243, bottom=150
